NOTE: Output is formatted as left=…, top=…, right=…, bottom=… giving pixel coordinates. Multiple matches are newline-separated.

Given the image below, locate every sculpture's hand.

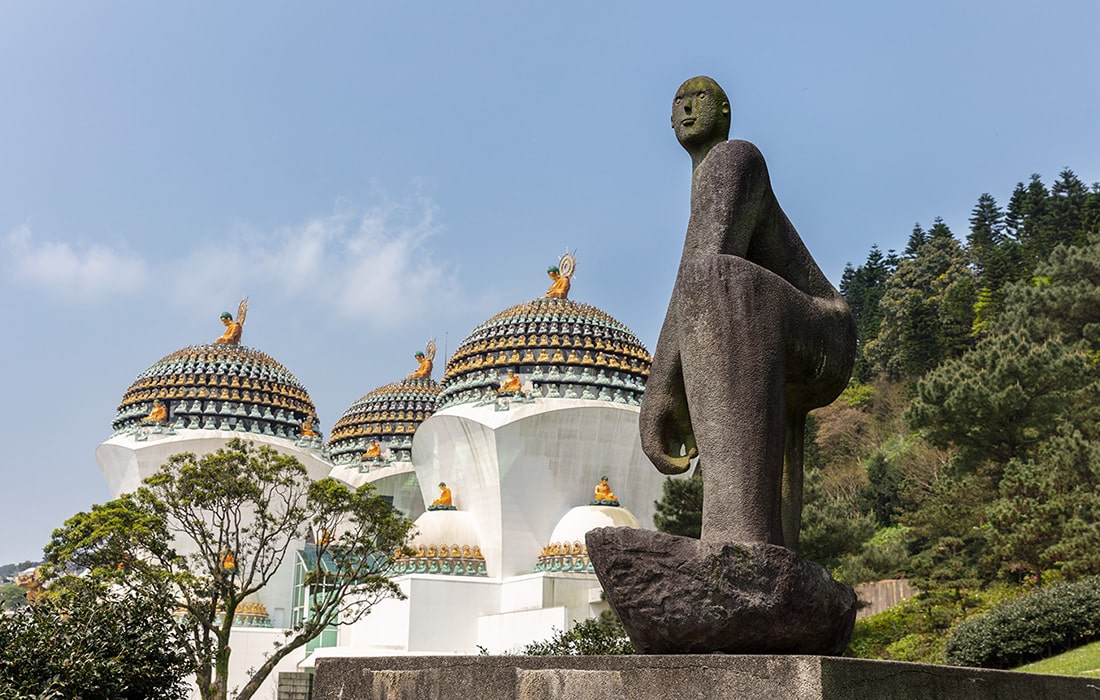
left=640, top=313, right=696, bottom=475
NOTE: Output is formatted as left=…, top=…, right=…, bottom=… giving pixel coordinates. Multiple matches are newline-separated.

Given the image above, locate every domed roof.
left=391, top=508, right=486, bottom=577
left=437, top=297, right=651, bottom=409
left=327, top=378, right=440, bottom=467
left=535, top=504, right=641, bottom=574
left=112, top=344, right=319, bottom=441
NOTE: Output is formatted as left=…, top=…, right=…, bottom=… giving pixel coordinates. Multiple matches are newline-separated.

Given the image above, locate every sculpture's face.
left=671, top=77, right=730, bottom=150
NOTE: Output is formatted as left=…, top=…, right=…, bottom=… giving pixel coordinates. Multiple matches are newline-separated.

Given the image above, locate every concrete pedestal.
left=313, top=654, right=1099, bottom=700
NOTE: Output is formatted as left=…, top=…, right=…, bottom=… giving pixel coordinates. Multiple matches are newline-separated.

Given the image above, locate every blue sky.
left=1, top=1, right=1098, bottom=564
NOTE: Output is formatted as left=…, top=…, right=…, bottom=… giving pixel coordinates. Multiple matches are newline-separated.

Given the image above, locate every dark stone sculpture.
left=588, top=76, right=858, bottom=655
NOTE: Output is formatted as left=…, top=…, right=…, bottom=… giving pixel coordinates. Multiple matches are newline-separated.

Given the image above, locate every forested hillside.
left=791, top=168, right=1100, bottom=662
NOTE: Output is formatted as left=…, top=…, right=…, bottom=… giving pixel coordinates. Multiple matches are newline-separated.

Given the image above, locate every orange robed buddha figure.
left=215, top=312, right=242, bottom=345
left=144, top=399, right=168, bottom=424
left=300, top=416, right=318, bottom=438
left=432, top=482, right=453, bottom=507
left=594, top=476, right=618, bottom=502
left=497, top=370, right=522, bottom=394
left=363, top=440, right=381, bottom=459
left=408, top=351, right=433, bottom=379
left=546, top=266, right=570, bottom=299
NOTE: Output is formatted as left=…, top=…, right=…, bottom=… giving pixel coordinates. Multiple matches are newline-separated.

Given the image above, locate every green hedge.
left=945, top=577, right=1100, bottom=668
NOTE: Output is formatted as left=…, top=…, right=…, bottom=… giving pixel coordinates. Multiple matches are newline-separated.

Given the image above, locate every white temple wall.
left=411, top=400, right=677, bottom=579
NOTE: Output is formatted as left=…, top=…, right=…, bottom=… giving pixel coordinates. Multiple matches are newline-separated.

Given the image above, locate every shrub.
left=848, top=584, right=1019, bottom=664
left=945, top=576, right=1100, bottom=668
left=522, top=611, right=634, bottom=655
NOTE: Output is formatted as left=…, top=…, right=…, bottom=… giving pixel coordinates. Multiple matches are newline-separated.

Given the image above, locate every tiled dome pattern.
left=437, top=297, right=651, bottom=409
left=327, top=378, right=440, bottom=466
left=112, top=344, right=319, bottom=441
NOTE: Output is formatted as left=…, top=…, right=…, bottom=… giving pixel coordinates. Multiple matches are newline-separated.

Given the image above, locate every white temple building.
left=95, top=264, right=681, bottom=696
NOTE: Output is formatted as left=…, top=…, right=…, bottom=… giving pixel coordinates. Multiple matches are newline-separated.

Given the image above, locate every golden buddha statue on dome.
left=593, top=475, right=619, bottom=504
left=497, top=369, right=522, bottom=395
left=546, top=251, right=576, bottom=299
left=362, top=440, right=382, bottom=460
left=215, top=297, right=248, bottom=345
left=299, top=415, right=318, bottom=438
left=407, top=338, right=437, bottom=379
left=143, top=399, right=168, bottom=424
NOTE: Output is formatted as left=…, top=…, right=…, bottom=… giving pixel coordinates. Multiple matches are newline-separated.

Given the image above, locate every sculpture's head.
left=415, top=351, right=425, bottom=360
left=671, top=76, right=730, bottom=160
left=220, top=312, right=232, bottom=326
left=547, top=265, right=560, bottom=279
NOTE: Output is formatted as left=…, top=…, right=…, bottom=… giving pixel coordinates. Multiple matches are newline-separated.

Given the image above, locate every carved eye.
left=697, top=92, right=707, bottom=99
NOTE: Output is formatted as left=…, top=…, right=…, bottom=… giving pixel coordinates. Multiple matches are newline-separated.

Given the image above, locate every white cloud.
left=2, top=224, right=150, bottom=300
left=168, top=193, right=461, bottom=329
left=2, top=193, right=461, bottom=329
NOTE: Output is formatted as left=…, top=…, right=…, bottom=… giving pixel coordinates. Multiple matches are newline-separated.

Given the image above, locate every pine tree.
left=903, top=223, right=926, bottom=258
left=652, top=472, right=703, bottom=538
left=1043, top=168, right=1090, bottom=248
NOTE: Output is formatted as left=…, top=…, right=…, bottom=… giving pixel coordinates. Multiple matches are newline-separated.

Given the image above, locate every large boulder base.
left=586, top=527, right=857, bottom=655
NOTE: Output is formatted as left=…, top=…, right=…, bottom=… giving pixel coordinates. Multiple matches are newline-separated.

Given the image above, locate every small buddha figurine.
left=593, top=476, right=618, bottom=503
left=299, top=416, right=318, bottom=438
left=143, top=399, right=168, bottom=424
left=362, top=440, right=382, bottom=460
left=431, top=482, right=453, bottom=507
left=497, top=369, right=522, bottom=395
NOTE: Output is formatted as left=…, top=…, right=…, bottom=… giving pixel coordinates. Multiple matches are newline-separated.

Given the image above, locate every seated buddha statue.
left=143, top=400, right=168, bottom=424
left=594, top=476, right=618, bottom=503
left=431, top=482, right=453, bottom=507
left=497, top=370, right=522, bottom=395
left=299, top=416, right=318, bottom=438
left=407, top=351, right=433, bottom=379
left=546, top=266, right=571, bottom=299
left=362, top=440, right=382, bottom=460
left=215, top=312, right=243, bottom=345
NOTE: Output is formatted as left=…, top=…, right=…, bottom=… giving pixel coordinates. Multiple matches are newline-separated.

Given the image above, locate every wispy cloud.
left=171, top=192, right=461, bottom=329
left=3, top=193, right=461, bottom=330
left=2, top=224, right=150, bottom=301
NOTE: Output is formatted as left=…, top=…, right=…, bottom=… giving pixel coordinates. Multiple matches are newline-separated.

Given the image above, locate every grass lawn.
left=1015, top=640, right=1100, bottom=677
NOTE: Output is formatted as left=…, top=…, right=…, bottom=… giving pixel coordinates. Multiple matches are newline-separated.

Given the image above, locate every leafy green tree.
left=0, top=577, right=191, bottom=699
left=799, top=459, right=876, bottom=572
left=907, top=329, right=1093, bottom=471
left=861, top=453, right=903, bottom=527
left=841, top=245, right=896, bottom=381
left=44, top=439, right=413, bottom=700
left=0, top=583, right=28, bottom=611
left=652, top=469, right=702, bottom=538
left=988, top=428, right=1100, bottom=583
left=1043, top=168, right=1091, bottom=248
left=902, top=223, right=926, bottom=258
left=866, top=223, right=976, bottom=379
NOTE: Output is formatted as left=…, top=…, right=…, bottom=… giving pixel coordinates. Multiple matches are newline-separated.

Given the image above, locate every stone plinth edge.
left=312, top=655, right=1100, bottom=700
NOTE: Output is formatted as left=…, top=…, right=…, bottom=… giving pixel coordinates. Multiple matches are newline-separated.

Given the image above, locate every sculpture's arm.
left=639, top=288, right=696, bottom=475
left=682, top=140, right=772, bottom=260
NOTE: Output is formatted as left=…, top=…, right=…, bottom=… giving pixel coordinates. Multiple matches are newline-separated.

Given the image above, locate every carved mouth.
left=680, top=118, right=696, bottom=127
